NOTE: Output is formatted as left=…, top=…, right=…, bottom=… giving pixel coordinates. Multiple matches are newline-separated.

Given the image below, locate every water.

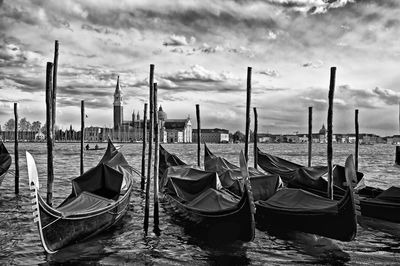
left=1, top=142, right=400, bottom=265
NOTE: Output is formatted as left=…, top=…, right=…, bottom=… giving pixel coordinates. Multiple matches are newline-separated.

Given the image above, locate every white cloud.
left=163, top=34, right=196, bottom=46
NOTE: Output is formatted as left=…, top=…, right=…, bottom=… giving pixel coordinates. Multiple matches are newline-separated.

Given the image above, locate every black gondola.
left=159, top=146, right=255, bottom=243
left=27, top=139, right=138, bottom=253
left=204, top=144, right=280, bottom=201
left=255, top=155, right=358, bottom=242
left=0, top=142, right=12, bottom=185
left=256, top=148, right=400, bottom=224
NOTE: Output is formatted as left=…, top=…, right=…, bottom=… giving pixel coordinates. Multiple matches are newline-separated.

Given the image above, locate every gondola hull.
left=0, top=142, right=11, bottom=185
left=163, top=188, right=255, bottom=243
left=32, top=186, right=132, bottom=253
left=27, top=140, right=136, bottom=253
left=255, top=188, right=357, bottom=241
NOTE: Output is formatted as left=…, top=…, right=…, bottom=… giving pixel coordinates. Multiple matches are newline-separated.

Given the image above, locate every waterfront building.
left=192, top=128, right=229, bottom=143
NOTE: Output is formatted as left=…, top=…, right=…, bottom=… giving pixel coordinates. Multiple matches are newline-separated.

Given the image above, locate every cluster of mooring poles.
left=9, top=39, right=400, bottom=237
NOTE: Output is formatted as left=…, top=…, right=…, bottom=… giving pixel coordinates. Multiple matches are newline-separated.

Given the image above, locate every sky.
left=1, top=0, right=400, bottom=136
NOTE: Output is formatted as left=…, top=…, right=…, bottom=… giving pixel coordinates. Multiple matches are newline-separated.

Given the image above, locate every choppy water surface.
left=1, top=142, right=400, bottom=265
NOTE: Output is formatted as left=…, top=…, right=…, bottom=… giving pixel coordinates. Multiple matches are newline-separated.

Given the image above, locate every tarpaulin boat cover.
left=163, top=166, right=243, bottom=212
left=72, top=163, right=123, bottom=200
left=58, top=140, right=132, bottom=212
left=257, top=188, right=339, bottom=214
left=256, top=148, right=363, bottom=195
left=159, top=145, right=187, bottom=178
left=374, top=186, right=400, bottom=203
left=164, top=166, right=222, bottom=202
left=186, top=188, right=240, bottom=212
left=57, top=191, right=114, bottom=217
left=204, top=144, right=280, bottom=201
left=0, top=142, right=11, bottom=175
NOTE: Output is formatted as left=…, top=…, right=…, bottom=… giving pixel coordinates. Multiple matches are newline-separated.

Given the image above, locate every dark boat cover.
left=59, top=140, right=132, bottom=212
left=57, top=191, right=114, bottom=217
left=204, top=144, right=280, bottom=201
left=0, top=142, right=11, bottom=176
left=257, top=188, right=339, bottom=214
left=159, top=145, right=187, bottom=178
left=163, top=166, right=241, bottom=213
left=257, top=148, right=363, bottom=196
left=374, top=186, right=400, bottom=203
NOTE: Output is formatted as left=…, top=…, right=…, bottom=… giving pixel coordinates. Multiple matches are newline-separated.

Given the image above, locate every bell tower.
left=113, top=76, right=123, bottom=129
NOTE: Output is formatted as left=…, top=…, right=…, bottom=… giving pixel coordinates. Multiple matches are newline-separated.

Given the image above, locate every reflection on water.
left=1, top=142, right=400, bottom=264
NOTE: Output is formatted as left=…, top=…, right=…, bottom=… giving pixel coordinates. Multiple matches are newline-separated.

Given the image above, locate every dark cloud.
left=81, top=24, right=120, bottom=35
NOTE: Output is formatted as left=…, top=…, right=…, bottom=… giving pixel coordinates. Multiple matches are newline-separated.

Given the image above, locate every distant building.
left=108, top=77, right=192, bottom=143
left=192, top=128, right=230, bottom=143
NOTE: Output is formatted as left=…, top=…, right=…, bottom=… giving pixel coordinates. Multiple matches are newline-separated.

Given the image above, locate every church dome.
left=158, top=105, right=167, bottom=121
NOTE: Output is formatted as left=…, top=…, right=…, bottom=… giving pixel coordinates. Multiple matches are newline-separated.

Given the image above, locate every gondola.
left=160, top=146, right=255, bottom=243
left=27, top=139, right=137, bottom=253
left=255, top=155, right=358, bottom=242
left=204, top=144, right=280, bottom=201
left=256, top=148, right=363, bottom=199
left=256, top=148, right=400, bottom=223
left=0, top=141, right=12, bottom=185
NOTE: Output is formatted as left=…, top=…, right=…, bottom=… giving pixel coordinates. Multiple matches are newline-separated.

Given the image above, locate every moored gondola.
left=27, top=139, right=138, bottom=253
left=0, top=142, right=12, bottom=185
left=160, top=148, right=255, bottom=243
left=256, top=148, right=400, bottom=224
left=204, top=144, right=280, bottom=201
left=255, top=155, right=358, bottom=242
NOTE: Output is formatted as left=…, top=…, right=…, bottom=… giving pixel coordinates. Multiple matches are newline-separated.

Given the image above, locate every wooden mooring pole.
left=45, top=62, right=54, bottom=205
left=245, top=67, right=252, bottom=162
left=80, top=100, right=85, bottom=175
left=196, top=104, right=201, bottom=167
left=153, top=83, right=160, bottom=233
left=52, top=40, right=59, bottom=136
left=396, top=146, right=400, bottom=165
left=253, top=107, right=258, bottom=169
left=327, top=67, right=336, bottom=200
left=144, top=64, right=154, bottom=233
left=141, top=103, right=148, bottom=190
left=355, top=109, right=359, bottom=172
left=14, top=103, right=19, bottom=195
left=308, top=107, right=312, bottom=167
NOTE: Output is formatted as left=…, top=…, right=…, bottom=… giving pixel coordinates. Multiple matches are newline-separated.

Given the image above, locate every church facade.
left=106, top=77, right=192, bottom=143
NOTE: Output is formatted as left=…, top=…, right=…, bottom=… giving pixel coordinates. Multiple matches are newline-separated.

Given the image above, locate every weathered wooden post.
left=52, top=40, right=59, bottom=139
left=45, top=62, right=54, bottom=205
left=153, top=83, right=160, bottom=232
left=308, top=106, right=312, bottom=167
left=396, top=102, right=400, bottom=165
left=14, top=103, right=19, bottom=195
left=144, top=64, right=154, bottom=232
left=253, top=107, right=258, bottom=169
left=245, top=67, right=252, bottom=162
left=327, top=67, right=336, bottom=200
left=396, top=146, right=400, bottom=165
left=196, top=104, right=201, bottom=167
left=141, top=103, right=148, bottom=190
left=355, top=109, right=359, bottom=172
left=80, top=100, right=84, bottom=175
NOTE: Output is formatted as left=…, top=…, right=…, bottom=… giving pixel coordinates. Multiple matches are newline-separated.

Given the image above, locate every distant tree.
left=31, top=121, right=42, bottom=132
left=233, top=130, right=245, bottom=142
left=41, top=123, right=47, bottom=135
left=19, top=117, right=31, bottom=131
left=4, top=119, right=15, bottom=131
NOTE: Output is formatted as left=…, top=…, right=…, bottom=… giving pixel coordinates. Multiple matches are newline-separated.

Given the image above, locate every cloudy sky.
left=1, top=0, right=400, bottom=136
